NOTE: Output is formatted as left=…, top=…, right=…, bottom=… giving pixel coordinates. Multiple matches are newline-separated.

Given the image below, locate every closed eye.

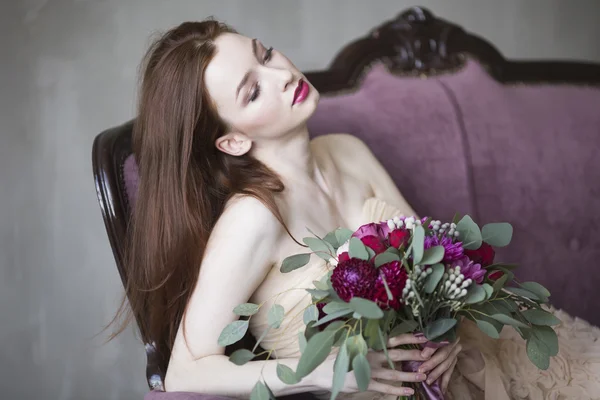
left=263, top=47, right=274, bottom=63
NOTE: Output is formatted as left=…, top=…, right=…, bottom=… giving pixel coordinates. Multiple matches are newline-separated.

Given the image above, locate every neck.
left=250, top=125, right=325, bottom=191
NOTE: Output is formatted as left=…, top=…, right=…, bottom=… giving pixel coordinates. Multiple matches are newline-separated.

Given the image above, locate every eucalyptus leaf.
left=347, top=334, right=368, bottom=360
left=298, top=331, right=307, bottom=353
left=389, top=320, right=419, bottom=337
left=377, top=327, right=394, bottom=369
left=323, top=301, right=353, bottom=314
left=490, top=314, right=529, bottom=329
left=277, top=364, right=300, bottom=385
left=296, top=330, right=336, bottom=378
left=348, top=237, right=369, bottom=261
left=526, top=337, right=550, bottom=370
left=482, top=283, right=494, bottom=300
left=424, top=263, right=445, bottom=293
left=505, top=287, right=540, bottom=301
left=532, top=325, right=559, bottom=356
left=352, top=353, right=371, bottom=392
left=522, top=309, right=561, bottom=326
left=349, top=298, right=384, bottom=319
left=476, top=319, right=500, bottom=339
left=452, top=212, right=462, bottom=224
left=250, top=381, right=270, bottom=400
left=419, top=246, right=445, bottom=266
left=268, top=304, right=285, bottom=329
left=313, top=309, right=353, bottom=327
left=303, top=305, right=319, bottom=324
left=380, top=275, right=394, bottom=301
left=366, top=246, right=376, bottom=260
left=312, top=280, right=329, bottom=291
left=335, top=228, right=354, bottom=247
left=456, top=215, right=482, bottom=250
left=385, top=247, right=401, bottom=256
left=520, top=282, right=551, bottom=301
left=323, top=231, right=340, bottom=249
left=364, top=319, right=380, bottom=349
left=229, top=349, right=255, bottom=366
left=492, top=273, right=508, bottom=293
left=233, top=303, right=260, bottom=316
left=306, top=289, right=329, bottom=301
left=280, top=253, right=311, bottom=273
left=412, top=226, right=425, bottom=264
left=481, top=222, right=513, bottom=247
left=374, top=252, right=401, bottom=268
left=424, top=318, right=457, bottom=341
left=304, top=237, right=335, bottom=261
left=217, top=320, right=249, bottom=347
left=331, top=343, right=350, bottom=400
left=465, top=284, right=487, bottom=304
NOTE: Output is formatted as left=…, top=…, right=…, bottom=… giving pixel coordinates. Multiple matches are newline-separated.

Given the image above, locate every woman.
left=113, top=20, right=600, bottom=400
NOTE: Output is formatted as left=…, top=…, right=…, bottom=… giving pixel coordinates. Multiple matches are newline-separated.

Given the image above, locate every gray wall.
left=1, top=1, right=599, bottom=399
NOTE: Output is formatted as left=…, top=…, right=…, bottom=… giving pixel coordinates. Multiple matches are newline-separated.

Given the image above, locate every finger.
left=387, top=333, right=429, bottom=348
left=420, top=346, right=438, bottom=360
left=441, top=357, right=458, bottom=393
left=371, top=349, right=428, bottom=364
left=370, top=367, right=427, bottom=383
left=419, top=338, right=460, bottom=373
left=367, top=381, right=415, bottom=397
left=426, top=343, right=462, bottom=385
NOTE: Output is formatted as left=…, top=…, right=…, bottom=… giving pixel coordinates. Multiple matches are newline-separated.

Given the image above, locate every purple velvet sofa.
left=92, top=7, right=600, bottom=400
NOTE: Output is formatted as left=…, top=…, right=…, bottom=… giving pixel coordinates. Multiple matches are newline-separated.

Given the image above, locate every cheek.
left=240, top=97, right=283, bottom=133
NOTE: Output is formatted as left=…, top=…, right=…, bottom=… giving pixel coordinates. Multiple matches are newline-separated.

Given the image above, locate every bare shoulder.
left=216, top=195, right=283, bottom=241
left=311, top=133, right=372, bottom=156
left=311, top=133, right=379, bottom=174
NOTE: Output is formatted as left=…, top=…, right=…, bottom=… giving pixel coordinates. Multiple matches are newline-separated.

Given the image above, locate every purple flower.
left=425, top=235, right=464, bottom=262
left=452, top=256, right=486, bottom=284
left=331, top=258, right=377, bottom=302
left=352, top=222, right=391, bottom=242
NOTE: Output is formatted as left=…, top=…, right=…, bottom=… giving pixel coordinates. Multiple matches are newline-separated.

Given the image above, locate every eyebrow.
left=236, top=38, right=260, bottom=100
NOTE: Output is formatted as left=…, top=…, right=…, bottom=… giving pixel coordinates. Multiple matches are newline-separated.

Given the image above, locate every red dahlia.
left=331, top=258, right=377, bottom=302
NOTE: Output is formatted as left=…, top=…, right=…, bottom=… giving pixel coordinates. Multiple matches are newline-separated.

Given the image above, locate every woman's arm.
left=165, top=196, right=319, bottom=396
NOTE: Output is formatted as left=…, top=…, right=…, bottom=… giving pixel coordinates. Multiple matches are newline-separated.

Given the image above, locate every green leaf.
left=424, top=263, right=445, bottom=293
left=335, top=228, right=354, bottom=247
left=482, top=283, right=493, bottom=300
left=229, top=349, right=255, bottom=365
left=252, top=327, right=272, bottom=352
left=465, top=284, right=487, bottom=304
left=296, top=330, right=335, bottom=378
left=419, top=246, right=445, bottom=266
left=481, top=222, right=513, bottom=247
left=352, top=353, right=371, bottom=392
left=492, top=273, right=509, bottom=292
left=304, top=237, right=334, bottom=261
left=522, top=309, right=561, bottom=326
left=313, top=309, right=353, bottom=327
left=456, top=215, right=482, bottom=250
left=348, top=298, right=384, bottom=319
left=476, top=319, right=500, bottom=339
left=233, top=303, right=260, bottom=316
left=277, top=363, right=300, bottom=384
left=312, top=280, right=329, bottom=291
left=385, top=247, right=401, bottom=256
left=280, top=253, right=311, bottom=273
left=377, top=327, right=394, bottom=369
left=346, top=334, right=368, bottom=360
left=331, top=342, right=350, bottom=400
left=519, top=282, right=551, bottom=301
left=364, top=319, right=380, bottom=348
left=526, top=337, right=550, bottom=370
left=389, top=320, right=419, bottom=337
left=268, top=304, right=285, bottom=329
left=250, top=381, right=270, bottom=400
left=490, top=314, right=529, bottom=329
left=217, top=320, right=249, bottom=346
left=323, top=231, right=340, bottom=249
left=323, top=302, right=353, bottom=314
left=532, top=325, right=559, bottom=356
left=412, top=226, right=425, bottom=264
left=424, top=318, right=457, bottom=341
left=452, top=212, right=462, bottom=225
left=380, top=274, right=394, bottom=301
left=374, top=252, right=401, bottom=267
left=349, top=237, right=369, bottom=261
left=298, top=331, right=307, bottom=353
left=306, top=289, right=329, bottom=300
left=505, top=287, right=540, bottom=301
left=303, top=305, right=319, bottom=325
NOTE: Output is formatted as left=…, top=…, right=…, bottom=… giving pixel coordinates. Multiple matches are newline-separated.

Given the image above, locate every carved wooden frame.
left=91, top=5, right=600, bottom=395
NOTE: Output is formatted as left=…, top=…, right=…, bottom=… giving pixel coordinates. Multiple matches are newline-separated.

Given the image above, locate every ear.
left=215, top=132, right=252, bottom=156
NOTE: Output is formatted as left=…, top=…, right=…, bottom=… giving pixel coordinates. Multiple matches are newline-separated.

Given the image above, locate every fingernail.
left=416, top=373, right=427, bottom=381
left=427, top=379, right=433, bottom=385
left=420, top=351, right=431, bottom=359
left=404, top=388, right=415, bottom=395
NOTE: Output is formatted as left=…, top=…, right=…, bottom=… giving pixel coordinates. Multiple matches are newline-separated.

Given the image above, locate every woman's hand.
left=416, top=337, right=462, bottom=392
left=314, top=333, right=430, bottom=397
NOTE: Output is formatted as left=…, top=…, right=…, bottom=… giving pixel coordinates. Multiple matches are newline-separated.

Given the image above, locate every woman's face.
left=205, top=33, right=319, bottom=144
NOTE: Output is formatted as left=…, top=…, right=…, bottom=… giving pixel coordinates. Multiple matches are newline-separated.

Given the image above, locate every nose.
left=270, top=67, right=294, bottom=91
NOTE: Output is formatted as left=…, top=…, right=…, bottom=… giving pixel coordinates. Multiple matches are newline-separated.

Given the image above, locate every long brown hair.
left=109, top=20, right=289, bottom=369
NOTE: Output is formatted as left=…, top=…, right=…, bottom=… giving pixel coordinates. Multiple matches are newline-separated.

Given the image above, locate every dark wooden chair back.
left=92, top=5, right=600, bottom=392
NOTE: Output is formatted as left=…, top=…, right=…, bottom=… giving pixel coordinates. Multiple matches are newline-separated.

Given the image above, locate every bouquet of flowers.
left=218, top=214, right=560, bottom=400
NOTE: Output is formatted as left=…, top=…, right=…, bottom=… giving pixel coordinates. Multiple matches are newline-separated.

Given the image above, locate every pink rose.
left=389, top=229, right=410, bottom=248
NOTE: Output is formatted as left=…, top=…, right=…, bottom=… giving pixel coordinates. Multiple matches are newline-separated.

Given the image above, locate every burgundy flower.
left=360, top=235, right=387, bottom=255
left=464, top=242, right=495, bottom=267
left=352, top=222, right=390, bottom=242
left=331, top=258, right=377, bottom=302
left=453, top=256, right=485, bottom=284
left=372, top=261, right=408, bottom=310
left=389, top=229, right=410, bottom=248
left=425, top=235, right=464, bottom=263
left=338, top=252, right=350, bottom=262
left=488, top=270, right=503, bottom=281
